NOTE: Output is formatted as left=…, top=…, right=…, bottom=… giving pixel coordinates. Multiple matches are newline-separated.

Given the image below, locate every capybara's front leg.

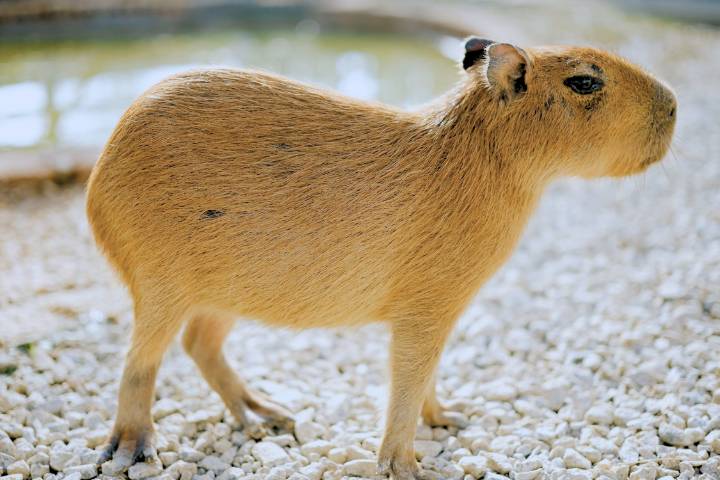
left=378, top=321, right=453, bottom=480
left=98, top=302, right=185, bottom=472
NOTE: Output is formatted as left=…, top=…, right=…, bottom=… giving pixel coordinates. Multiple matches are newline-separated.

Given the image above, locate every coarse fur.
left=86, top=40, right=676, bottom=479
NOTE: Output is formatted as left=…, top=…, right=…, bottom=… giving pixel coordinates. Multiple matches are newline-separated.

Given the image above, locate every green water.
left=0, top=27, right=461, bottom=151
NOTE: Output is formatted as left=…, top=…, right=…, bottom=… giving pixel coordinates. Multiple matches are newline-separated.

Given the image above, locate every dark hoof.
left=96, top=430, right=157, bottom=474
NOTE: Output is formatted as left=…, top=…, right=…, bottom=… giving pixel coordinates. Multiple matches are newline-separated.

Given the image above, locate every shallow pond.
left=0, top=26, right=460, bottom=151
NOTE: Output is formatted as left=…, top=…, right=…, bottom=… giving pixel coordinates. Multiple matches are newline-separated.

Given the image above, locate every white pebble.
left=563, top=469, right=593, bottom=480
left=6, top=460, right=29, bottom=478
left=31, top=464, right=49, bottom=478
left=152, top=399, right=181, bottom=420
left=414, top=440, right=442, bottom=460
left=127, top=462, right=163, bottom=480
left=216, top=467, right=245, bottom=480
left=487, top=453, right=512, bottom=474
left=299, top=462, right=328, bottom=480
left=482, top=381, right=518, bottom=401
left=458, top=456, right=487, bottom=477
left=515, top=470, right=542, bottom=480
left=199, top=455, right=229, bottom=474
left=658, top=424, right=704, bottom=447
left=342, top=459, right=377, bottom=477
left=300, top=440, right=332, bottom=457
left=252, top=441, right=289, bottom=468
left=585, top=404, right=614, bottom=425
left=563, top=449, right=592, bottom=469
left=167, top=460, right=197, bottom=480
left=178, top=446, right=204, bottom=462
left=49, top=449, right=76, bottom=471
left=294, top=421, right=325, bottom=444
left=159, top=451, right=179, bottom=467
left=327, top=447, right=346, bottom=464
left=345, top=445, right=373, bottom=461
left=416, top=424, right=433, bottom=441
left=63, top=464, right=97, bottom=479
left=629, top=463, right=658, bottom=480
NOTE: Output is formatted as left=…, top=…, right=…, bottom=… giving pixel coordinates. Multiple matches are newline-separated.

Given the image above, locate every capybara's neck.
left=407, top=79, right=552, bottom=230
left=376, top=81, right=553, bottom=302
left=425, top=79, right=556, bottom=193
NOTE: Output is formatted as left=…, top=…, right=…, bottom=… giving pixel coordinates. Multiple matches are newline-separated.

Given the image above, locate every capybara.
left=87, top=38, right=676, bottom=479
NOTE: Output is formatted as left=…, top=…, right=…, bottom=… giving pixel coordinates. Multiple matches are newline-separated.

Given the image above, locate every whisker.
left=669, top=143, right=686, bottom=166
left=669, top=136, right=689, bottom=159
left=671, top=130, right=688, bottom=142
left=631, top=170, right=646, bottom=193
left=659, top=161, right=671, bottom=182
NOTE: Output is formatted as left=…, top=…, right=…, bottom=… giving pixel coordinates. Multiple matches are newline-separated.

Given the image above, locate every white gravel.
left=1, top=1, right=720, bottom=480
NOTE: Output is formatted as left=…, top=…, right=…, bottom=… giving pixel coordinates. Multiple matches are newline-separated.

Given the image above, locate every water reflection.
left=0, top=28, right=459, bottom=151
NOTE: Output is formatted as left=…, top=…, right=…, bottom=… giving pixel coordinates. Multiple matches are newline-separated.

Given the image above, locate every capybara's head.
left=462, top=38, right=677, bottom=178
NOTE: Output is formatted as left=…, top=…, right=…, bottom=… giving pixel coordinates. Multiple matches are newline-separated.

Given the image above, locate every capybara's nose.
left=655, top=81, right=677, bottom=122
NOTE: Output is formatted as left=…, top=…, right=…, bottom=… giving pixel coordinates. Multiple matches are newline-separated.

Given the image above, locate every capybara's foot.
left=378, top=457, right=427, bottom=480
left=378, top=444, right=426, bottom=480
left=262, top=409, right=295, bottom=433
left=242, top=416, right=272, bottom=440
left=238, top=413, right=294, bottom=440
left=245, top=391, right=295, bottom=431
left=97, top=428, right=158, bottom=474
left=228, top=393, right=294, bottom=439
left=422, top=403, right=468, bottom=429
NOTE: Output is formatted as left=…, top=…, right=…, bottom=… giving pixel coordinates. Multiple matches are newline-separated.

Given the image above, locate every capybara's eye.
left=564, top=75, right=604, bottom=95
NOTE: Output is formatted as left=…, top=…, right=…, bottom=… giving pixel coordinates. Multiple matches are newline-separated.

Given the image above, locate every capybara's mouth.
left=637, top=142, right=670, bottom=171
left=639, top=125, right=675, bottom=171
left=641, top=154, right=663, bottom=168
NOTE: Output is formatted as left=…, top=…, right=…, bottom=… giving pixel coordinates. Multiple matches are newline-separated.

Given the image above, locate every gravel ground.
left=2, top=2, right=720, bottom=480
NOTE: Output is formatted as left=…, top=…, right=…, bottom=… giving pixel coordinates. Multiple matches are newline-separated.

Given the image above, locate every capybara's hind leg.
left=99, top=301, right=185, bottom=470
left=182, top=312, right=294, bottom=435
left=421, top=373, right=468, bottom=428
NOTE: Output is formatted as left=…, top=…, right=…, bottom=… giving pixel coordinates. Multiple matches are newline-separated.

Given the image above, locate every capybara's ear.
left=462, top=37, right=494, bottom=70
left=484, top=43, right=530, bottom=102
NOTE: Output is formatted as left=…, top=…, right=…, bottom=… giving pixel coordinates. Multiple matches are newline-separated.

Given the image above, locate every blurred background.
left=1, top=2, right=720, bottom=479
left=1, top=0, right=719, bottom=182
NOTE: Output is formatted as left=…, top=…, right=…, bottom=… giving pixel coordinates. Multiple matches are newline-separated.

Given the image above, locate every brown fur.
left=86, top=41, right=676, bottom=478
